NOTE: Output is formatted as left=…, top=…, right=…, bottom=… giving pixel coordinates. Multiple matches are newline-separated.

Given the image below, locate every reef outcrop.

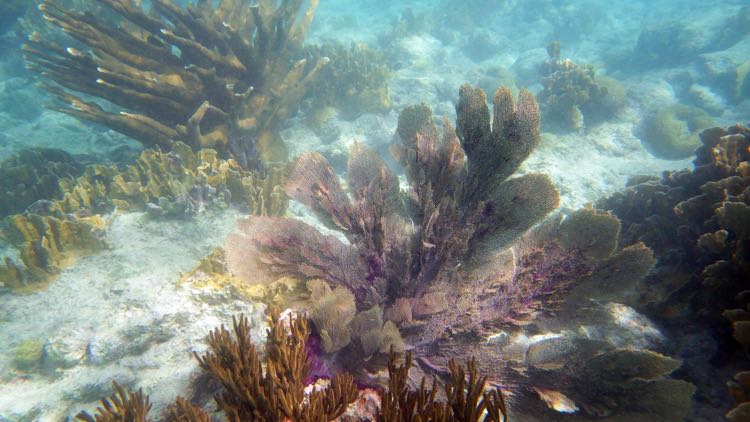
left=599, top=122, right=750, bottom=418
left=223, top=85, right=692, bottom=419
left=635, top=105, right=715, bottom=160
left=24, top=0, right=327, bottom=164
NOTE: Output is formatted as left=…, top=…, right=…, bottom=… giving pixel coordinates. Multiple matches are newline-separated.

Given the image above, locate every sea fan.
left=225, top=85, right=694, bottom=420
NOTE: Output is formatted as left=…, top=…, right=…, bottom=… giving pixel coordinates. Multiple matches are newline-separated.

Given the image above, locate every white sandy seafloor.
left=0, top=210, right=267, bottom=420
left=0, top=0, right=748, bottom=419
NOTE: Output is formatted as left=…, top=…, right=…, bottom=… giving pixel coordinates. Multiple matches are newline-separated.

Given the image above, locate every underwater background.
left=0, top=0, right=749, bottom=420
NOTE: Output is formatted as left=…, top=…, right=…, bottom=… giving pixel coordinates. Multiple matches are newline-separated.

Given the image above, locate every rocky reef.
left=0, top=142, right=285, bottom=291
left=221, top=85, right=692, bottom=420
left=599, top=122, right=750, bottom=419
left=24, top=0, right=327, bottom=165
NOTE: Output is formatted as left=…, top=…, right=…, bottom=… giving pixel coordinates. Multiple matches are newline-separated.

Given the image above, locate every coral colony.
left=24, top=0, right=326, bottom=164
left=223, top=85, right=694, bottom=420
left=1, top=0, right=747, bottom=420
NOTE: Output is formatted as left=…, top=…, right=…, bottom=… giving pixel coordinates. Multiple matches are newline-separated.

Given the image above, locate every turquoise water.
left=0, top=0, right=748, bottom=420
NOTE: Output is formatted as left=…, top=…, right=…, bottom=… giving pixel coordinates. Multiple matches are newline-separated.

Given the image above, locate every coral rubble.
left=24, top=0, right=327, bottom=164
left=224, top=85, right=690, bottom=419
left=0, top=142, right=285, bottom=291
left=538, top=42, right=625, bottom=131
left=599, top=122, right=750, bottom=418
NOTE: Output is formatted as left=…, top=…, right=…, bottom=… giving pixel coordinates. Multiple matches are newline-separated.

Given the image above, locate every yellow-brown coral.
left=24, top=0, right=327, bottom=164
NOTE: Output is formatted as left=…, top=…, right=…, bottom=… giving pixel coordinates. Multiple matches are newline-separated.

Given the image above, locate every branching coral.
left=76, top=310, right=358, bottom=421
left=0, top=142, right=285, bottom=291
left=599, top=122, right=750, bottom=418
left=538, top=42, right=625, bottom=131
left=380, top=351, right=508, bottom=422
left=74, top=311, right=514, bottom=421
left=223, top=85, right=690, bottom=418
left=195, top=311, right=359, bottom=421
left=76, top=381, right=151, bottom=422
left=24, top=0, right=327, bottom=164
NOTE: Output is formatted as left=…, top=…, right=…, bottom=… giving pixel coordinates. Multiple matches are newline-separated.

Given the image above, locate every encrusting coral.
left=538, top=42, right=625, bottom=131
left=0, top=142, right=285, bottom=291
left=24, top=0, right=327, bottom=164
left=599, top=122, right=750, bottom=419
left=75, top=309, right=510, bottom=421
left=223, top=85, right=693, bottom=419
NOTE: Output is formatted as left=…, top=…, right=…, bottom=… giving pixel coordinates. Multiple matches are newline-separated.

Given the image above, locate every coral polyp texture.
left=599, top=122, right=750, bottom=419
left=23, top=0, right=327, bottom=164
left=224, top=85, right=693, bottom=419
left=0, top=142, right=285, bottom=291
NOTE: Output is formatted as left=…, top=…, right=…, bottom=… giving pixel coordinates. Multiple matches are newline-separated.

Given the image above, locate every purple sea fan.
left=225, top=85, right=694, bottom=420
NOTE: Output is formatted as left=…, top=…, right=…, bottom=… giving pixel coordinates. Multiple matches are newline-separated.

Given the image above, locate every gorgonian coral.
left=225, top=85, right=693, bottom=419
